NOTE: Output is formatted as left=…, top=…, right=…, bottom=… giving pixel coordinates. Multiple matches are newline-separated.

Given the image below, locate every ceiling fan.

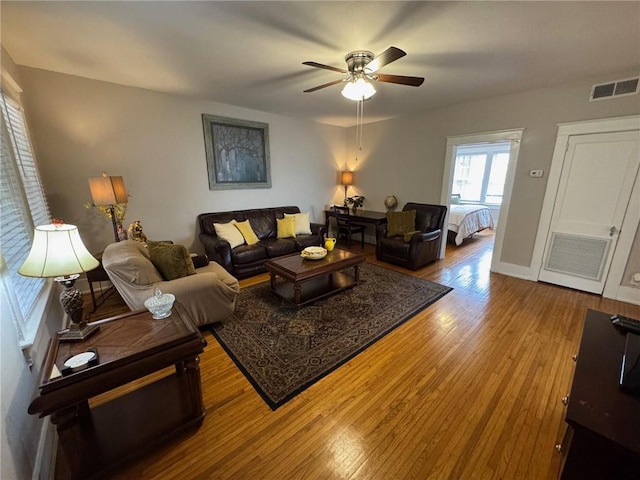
left=302, top=46, right=424, bottom=97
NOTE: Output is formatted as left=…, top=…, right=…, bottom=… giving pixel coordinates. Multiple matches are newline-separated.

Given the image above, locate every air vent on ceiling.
left=590, top=77, right=640, bottom=101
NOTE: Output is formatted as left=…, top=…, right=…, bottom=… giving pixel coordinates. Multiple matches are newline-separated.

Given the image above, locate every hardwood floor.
left=64, top=231, right=640, bottom=479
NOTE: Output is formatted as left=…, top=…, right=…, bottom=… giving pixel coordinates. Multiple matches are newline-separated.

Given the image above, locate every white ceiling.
left=2, top=1, right=639, bottom=127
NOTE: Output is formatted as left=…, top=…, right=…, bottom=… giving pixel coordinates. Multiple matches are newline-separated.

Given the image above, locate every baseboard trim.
left=490, top=261, right=537, bottom=281
left=32, top=418, right=57, bottom=480
left=611, top=286, right=640, bottom=306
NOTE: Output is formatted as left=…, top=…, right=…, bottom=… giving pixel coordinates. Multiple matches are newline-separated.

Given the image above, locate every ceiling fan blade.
left=376, top=73, right=424, bottom=87
left=366, top=46, right=407, bottom=73
left=303, top=79, right=345, bottom=93
left=302, top=61, right=348, bottom=74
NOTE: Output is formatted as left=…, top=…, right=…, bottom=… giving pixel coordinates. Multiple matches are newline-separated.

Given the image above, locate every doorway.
left=440, top=129, right=524, bottom=274
left=532, top=115, right=640, bottom=302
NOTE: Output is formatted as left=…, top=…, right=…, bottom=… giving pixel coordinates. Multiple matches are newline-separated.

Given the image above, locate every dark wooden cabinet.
left=557, top=310, right=640, bottom=479
left=29, top=304, right=207, bottom=480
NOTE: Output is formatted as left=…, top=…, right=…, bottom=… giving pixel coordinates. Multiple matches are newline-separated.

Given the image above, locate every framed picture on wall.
left=202, top=114, right=271, bottom=190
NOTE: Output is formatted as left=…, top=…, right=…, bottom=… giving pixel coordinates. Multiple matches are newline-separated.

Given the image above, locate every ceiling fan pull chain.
left=359, top=99, right=364, bottom=154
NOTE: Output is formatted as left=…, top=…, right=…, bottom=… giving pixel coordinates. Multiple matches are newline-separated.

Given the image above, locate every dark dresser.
left=557, top=309, right=640, bottom=479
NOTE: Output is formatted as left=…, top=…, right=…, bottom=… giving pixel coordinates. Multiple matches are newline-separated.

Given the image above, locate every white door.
left=539, top=130, right=640, bottom=294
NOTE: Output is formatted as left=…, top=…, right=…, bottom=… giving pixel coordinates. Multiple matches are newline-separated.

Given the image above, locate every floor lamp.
left=88, top=172, right=128, bottom=243
left=19, top=221, right=100, bottom=342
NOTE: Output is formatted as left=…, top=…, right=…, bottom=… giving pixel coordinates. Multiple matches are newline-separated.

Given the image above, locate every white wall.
left=19, top=68, right=347, bottom=255
left=348, top=69, right=640, bottom=270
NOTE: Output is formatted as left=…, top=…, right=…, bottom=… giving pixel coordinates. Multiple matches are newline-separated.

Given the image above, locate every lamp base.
left=56, top=274, right=100, bottom=343
left=58, top=323, right=100, bottom=342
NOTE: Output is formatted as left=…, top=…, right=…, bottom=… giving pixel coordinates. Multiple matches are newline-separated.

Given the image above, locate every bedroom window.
left=451, top=142, right=510, bottom=205
left=1, top=88, right=51, bottom=348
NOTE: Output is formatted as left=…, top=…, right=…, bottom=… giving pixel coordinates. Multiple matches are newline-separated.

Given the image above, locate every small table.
left=28, top=304, right=207, bottom=480
left=85, top=251, right=118, bottom=312
left=265, top=248, right=366, bottom=306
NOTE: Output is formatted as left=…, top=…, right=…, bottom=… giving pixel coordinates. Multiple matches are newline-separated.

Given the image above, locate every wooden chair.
left=332, top=206, right=366, bottom=248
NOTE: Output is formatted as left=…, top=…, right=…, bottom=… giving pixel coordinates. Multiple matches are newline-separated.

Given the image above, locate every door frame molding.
left=531, top=114, right=640, bottom=301
left=440, top=128, right=524, bottom=272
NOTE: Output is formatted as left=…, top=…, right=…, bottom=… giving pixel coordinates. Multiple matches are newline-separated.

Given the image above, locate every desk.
left=29, top=304, right=207, bottom=480
left=324, top=208, right=387, bottom=238
left=557, top=309, right=640, bottom=479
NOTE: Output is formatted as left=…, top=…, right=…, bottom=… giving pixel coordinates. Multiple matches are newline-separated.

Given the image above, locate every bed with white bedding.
left=448, top=204, right=495, bottom=245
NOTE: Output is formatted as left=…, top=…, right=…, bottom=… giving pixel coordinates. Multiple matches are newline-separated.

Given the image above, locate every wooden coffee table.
left=28, top=303, right=207, bottom=480
left=265, top=248, right=366, bottom=306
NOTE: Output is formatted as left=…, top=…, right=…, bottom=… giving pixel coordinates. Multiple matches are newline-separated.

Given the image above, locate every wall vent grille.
left=590, top=77, right=639, bottom=101
left=544, top=233, right=610, bottom=281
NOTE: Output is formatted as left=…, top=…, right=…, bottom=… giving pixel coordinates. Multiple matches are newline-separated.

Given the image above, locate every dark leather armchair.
left=376, top=202, right=447, bottom=270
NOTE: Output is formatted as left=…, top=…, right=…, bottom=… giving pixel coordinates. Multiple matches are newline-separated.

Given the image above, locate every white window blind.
left=0, top=90, right=51, bottom=344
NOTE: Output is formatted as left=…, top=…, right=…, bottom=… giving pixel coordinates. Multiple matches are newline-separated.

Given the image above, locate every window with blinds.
left=0, top=90, right=51, bottom=345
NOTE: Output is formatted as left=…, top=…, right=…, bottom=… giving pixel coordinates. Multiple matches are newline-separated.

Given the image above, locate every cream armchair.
left=102, top=240, right=239, bottom=327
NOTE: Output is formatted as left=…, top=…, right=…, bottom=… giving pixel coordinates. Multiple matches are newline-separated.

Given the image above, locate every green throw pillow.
left=387, top=210, right=416, bottom=237
left=403, top=230, right=420, bottom=242
left=148, top=241, right=196, bottom=281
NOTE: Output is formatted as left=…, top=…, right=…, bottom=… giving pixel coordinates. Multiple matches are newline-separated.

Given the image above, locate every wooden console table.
left=557, top=309, right=640, bottom=479
left=324, top=208, right=387, bottom=239
left=29, top=304, right=207, bottom=480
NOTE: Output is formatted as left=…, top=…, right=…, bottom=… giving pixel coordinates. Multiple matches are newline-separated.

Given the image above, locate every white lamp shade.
left=18, top=224, right=99, bottom=278
left=88, top=174, right=128, bottom=206
left=341, top=77, right=376, bottom=101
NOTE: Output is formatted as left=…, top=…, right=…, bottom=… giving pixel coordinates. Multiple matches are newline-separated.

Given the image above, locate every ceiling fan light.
left=341, top=78, right=376, bottom=101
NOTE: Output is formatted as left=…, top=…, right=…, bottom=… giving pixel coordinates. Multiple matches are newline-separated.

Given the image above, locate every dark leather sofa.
left=375, top=202, right=447, bottom=270
left=198, top=206, right=326, bottom=278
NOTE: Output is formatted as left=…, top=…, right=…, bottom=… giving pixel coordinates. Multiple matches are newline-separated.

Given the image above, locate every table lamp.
left=341, top=170, right=354, bottom=201
left=88, top=171, right=128, bottom=243
left=19, top=220, right=100, bottom=342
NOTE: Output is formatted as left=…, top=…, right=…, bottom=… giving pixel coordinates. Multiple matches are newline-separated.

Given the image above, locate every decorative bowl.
left=301, top=246, right=328, bottom=260
left=144, top=292, right=175, bottom=319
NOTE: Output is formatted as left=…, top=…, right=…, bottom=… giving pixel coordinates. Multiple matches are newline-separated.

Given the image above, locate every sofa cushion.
left=284, top=212, right=312, bottom=235
left=147, top=241, right=196, bottom=281
left=387, top=210, right=416, bottom=237
left=293, top=234, right=321, bottom=250
left=234, top=220, right=260, bottom=245
left=261, top=237, right=297, bottom=257
left=214, top=220, right=245, bottom=249
left=245, top=210, right=276, bottom=239
left=276, top=216, right=297, bottom=239
left=231, top=243, right=268, bottom=265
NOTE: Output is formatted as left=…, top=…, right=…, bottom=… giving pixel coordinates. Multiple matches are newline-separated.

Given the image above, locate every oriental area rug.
left=210, top=263, right=452, bottom=409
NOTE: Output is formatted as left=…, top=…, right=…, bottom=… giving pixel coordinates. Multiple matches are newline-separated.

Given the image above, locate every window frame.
left=0, top=88, right=51, bottom=348
left=451, top=142, right=511, bottom=205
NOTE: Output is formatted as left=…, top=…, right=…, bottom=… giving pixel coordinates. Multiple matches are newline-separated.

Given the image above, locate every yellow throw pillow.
left=387, top=210, right=416, bottom=237
left=284, top=212, right=312, bottom=235
left=234, top=220, right=260, bottom=245
left=277, top=216, right=297, bottom=239
left=213, top=220, right=245, bottom=248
